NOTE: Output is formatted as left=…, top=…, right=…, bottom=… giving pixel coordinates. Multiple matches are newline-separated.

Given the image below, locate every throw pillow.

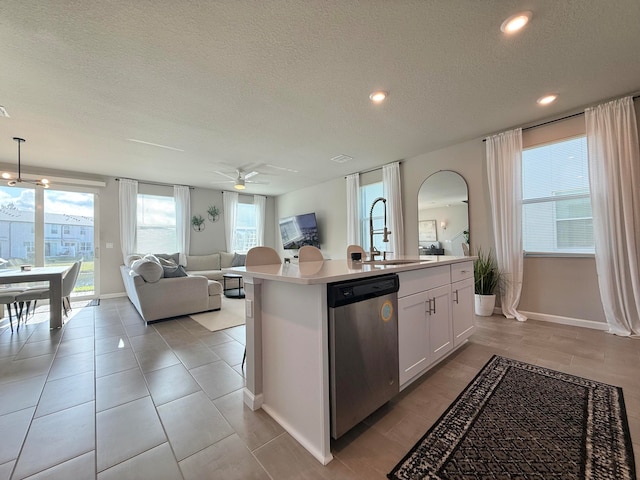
left=157, top=257, right=177, bottom=267
left=131, top=258, right=163, bottom=283
left=143, top=254, right=162, bottom=265
left=231, top=253, right=246, bottom=267
left=125, top=254, right=143, bottom=267
left=163, top=264, right=188, bottom=278
left=155, top=252, right=181, bottom=265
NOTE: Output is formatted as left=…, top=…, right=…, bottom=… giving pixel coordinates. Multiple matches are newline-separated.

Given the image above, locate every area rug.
left=388, top=355, right=636, bottom=480
left=189, top=297, right=245, bottom=332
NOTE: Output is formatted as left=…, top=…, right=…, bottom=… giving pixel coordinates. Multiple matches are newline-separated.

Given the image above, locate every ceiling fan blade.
left=246, top=179, right=270, bottom=185
left=213, top=170, right=236, bottom=180
left=244, top=171, right=260, bottom=180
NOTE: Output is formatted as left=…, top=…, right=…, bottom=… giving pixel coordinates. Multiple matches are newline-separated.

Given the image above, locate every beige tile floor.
left=0, top=297, right=637, bottom=479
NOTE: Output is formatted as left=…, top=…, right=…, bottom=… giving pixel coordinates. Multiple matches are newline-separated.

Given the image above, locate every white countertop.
left=227, top=255, right=474, bottom=285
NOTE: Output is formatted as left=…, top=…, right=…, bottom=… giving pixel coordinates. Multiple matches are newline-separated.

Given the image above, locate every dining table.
left=0, top=265, right=71, bottom=329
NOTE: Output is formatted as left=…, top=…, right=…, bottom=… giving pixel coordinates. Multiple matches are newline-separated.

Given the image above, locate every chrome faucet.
left=369, top=197, right=391, bottom=260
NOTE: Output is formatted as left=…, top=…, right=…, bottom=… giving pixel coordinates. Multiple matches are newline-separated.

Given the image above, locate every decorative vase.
left=474, top=294, right=496, bottom=316
left=208, top=214, right=219, bottom=223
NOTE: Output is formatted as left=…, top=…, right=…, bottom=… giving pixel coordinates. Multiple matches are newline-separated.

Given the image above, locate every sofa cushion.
left=186, top=253, right=220, bottom=271
left=231, top=253, right=246, bottom=267
left=131, top=258, right=163, bottom=283
left=220, top=252, right=235, bottom=268
left=125, top=254, right=143, bottom=267
left=163, top=264, right=188, bottom=278
left=207, top=280, right=223, bottom=295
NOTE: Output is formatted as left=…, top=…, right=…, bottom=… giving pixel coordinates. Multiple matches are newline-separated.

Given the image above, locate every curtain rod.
left=344, top=160, right=402, bottom=178
left=115, top=177, right=194, bottom=189
left=483, top=94, right=640, bottom=142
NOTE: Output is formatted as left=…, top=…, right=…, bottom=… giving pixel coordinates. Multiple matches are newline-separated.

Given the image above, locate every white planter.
left=474, top=294, right=496, bottom=316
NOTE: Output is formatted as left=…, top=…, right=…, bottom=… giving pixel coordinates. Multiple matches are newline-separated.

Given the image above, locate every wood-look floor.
left=0, top=298, right=637, bottom=479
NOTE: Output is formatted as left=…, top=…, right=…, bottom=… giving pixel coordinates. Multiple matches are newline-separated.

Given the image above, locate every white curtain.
left=383, top=162, right=404, bottom=256
left=118, top=178, right=138, bottom=263
left=174, top=185, right=190, bottom=266
left=486, top=128, right=527, bottom=322
left=346, top=173, right=360, bottom=246
left=254, top=195, right=266, bottom=246
left=223, top=191, right=239, bottom=252
left=586, top=96, right=640, bottom=337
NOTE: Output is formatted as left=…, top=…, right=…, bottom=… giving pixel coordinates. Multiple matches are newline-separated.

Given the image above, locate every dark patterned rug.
left=388, top=355, right=636, bottom=480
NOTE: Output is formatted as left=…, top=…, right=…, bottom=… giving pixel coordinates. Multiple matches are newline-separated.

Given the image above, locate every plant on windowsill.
left=191, top=214, right=205, bottom=232
left=473, top=248, right=502, bottom=316
left=207, top=205, right=220, bottom=222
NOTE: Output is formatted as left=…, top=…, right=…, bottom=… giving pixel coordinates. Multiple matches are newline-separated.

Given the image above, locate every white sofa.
left=120, top=262, right=222, bottom=323
left=184, top=252, right=245, bottom=280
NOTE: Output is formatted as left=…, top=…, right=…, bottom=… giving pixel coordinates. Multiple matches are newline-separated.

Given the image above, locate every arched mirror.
left=418, top=170, right=469, bottom=256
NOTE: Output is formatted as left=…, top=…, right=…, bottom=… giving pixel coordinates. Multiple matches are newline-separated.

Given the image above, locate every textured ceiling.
left=0, top=1, right=639, bottom=196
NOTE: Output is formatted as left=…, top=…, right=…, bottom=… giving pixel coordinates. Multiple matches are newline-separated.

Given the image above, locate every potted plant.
left=473, top=248, right=501, bottom=316
left=207, top=205, right=220, bottom=222
left=191, top=214, right=205, bottom=232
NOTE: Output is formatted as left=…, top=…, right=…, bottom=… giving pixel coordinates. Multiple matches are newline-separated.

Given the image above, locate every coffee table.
left=222, top=273, right=245, bottom=298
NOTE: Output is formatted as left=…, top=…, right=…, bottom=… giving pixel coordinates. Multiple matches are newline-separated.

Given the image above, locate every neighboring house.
left=0, top=205, right=94, bottom=263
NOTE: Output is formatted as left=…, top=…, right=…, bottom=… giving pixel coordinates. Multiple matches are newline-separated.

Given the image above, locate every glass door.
left=43, top=190, right=97, bottom=298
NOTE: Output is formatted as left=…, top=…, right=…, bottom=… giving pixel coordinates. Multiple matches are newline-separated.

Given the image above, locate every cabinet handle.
left=426, top=298, right=432, bottom=314
left=432, top=297, right=436, bottom=314
left=454, top=290, right=459, bottom=304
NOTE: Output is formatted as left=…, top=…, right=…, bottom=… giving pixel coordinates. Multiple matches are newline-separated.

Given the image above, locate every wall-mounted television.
left=279, top=212, right=321, bottom=250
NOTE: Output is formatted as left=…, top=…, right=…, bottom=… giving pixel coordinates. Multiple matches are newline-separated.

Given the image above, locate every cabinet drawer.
left=451, top=261, right=474, bottom=283
left=398, top=265, right=450, bottom=298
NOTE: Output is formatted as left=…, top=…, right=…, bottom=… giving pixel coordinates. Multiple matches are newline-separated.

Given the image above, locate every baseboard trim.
left=261, top=403, right=334, bottom=465
left=519, top=310, right=608, bottom=331
left=99, top=292, right=127, bottom=299
left=243, top=388, right=263, bottom=411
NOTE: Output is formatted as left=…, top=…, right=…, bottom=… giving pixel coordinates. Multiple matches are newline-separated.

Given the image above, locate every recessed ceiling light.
left=536, top=94, right=558, bottom=105
left=369, top=91, right=388, bottom=103
left=500, top=11, right=532, bottom=33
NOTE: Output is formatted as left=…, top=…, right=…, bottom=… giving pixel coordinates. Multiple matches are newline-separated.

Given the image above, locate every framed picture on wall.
left=419, top=220, right=437, bottom=242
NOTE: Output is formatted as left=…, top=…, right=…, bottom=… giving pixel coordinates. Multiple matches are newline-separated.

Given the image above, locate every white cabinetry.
left=398, top=261, right=474, bottom=389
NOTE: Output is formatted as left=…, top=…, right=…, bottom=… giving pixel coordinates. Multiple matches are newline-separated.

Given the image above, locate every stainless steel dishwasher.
left=327, top=274, right=399, bottom=439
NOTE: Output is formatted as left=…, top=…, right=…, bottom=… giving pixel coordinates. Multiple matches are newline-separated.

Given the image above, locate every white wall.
left=96, top=179, right=276, bottom=296
left=275, top=178, right=347, bottom=260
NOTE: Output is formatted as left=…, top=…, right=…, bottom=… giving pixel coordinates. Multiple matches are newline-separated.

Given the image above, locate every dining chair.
left=16, top=260, right=82, bottom=324
left=61, top=260, right=82, bottom=316
left=298, top=245, right=324, bottom=262
left=0, top=289, right=23, bottom=332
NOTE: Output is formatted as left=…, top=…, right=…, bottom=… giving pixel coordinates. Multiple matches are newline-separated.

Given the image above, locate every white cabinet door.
left=452, top=277, right=475, bottom=346
left=398, top=291, right=429, bottom=386
left=428, top=284, right=453, bottom=363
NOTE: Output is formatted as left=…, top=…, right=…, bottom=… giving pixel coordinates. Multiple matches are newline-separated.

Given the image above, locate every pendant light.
left=2, top=137, right=49, bottom=188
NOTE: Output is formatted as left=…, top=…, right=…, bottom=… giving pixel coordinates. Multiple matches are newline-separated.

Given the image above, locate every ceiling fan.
left=211, top=169, right=269, bottom=190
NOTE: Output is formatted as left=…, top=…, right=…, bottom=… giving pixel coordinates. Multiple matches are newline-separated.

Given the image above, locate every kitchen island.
left=228, top=255, right=475, bottom=464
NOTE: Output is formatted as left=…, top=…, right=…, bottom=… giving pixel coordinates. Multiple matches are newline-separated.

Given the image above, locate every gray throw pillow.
left=163, top=264, right=188, bottom=278
left=231, top=253, right=246, bottom=267
left=155, top=252, right=181, bottom=265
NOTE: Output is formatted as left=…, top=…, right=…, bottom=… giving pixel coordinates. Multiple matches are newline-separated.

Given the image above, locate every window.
left=51, top=225, right=59, bottom=234
left=360, top=182, right=387, bottom=253
left=233, top=202, right=257, bottom=253
left=522, top=136, right=594, bottom=254
left=137, top=194, right=176, bottom=254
